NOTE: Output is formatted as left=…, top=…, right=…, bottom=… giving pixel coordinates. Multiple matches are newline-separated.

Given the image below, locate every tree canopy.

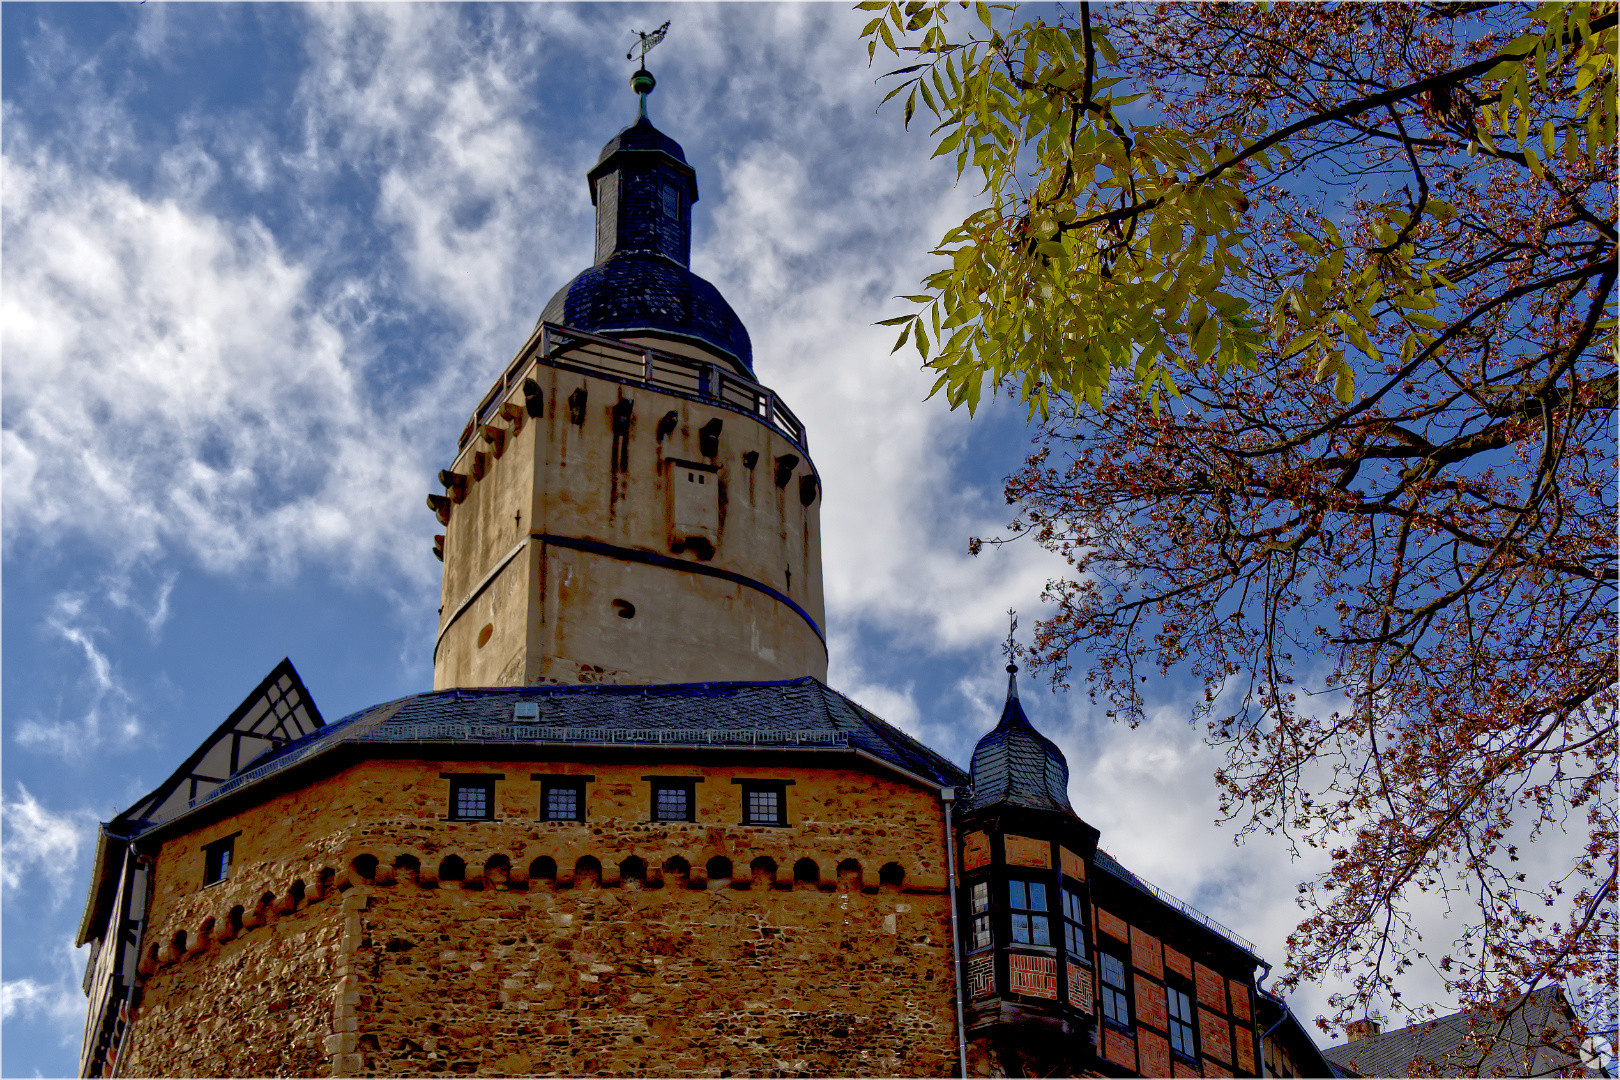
left=865, top=0, right=1617, bottom=1057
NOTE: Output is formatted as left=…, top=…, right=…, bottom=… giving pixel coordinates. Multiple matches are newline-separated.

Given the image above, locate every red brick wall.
left=1173, top=1059, right=1202, bottom=1078
left=1104, top=1027, right=1137, bottom=1071
left=1059, top=846, right=1084, bottom=881
left=1096, top=907, right=1129, bottom=944
left=1199, top=1006, right=1233, bottom=1065
left=1067, top=961, right=1094, bottom=1012
left=1165, top=945, right=1193, bottom=979
left=1195, top=962, right=1228, bottom=1011
left=1135, top=974, right=1168, bottom=1032
left=1138, top=1027, right=1171, bottom=1078
left=1229, top=978, right=1251, bottom=1022
left=1203, top=1057, right=1233, bottom=1078
left=1131, top=925, right=1164, bottom=979
left=961, top=831, right=990, bottom=872
left=1003, top=834, right=1049, bottom=868
left=1234, top=1023, right=1255, bottom=1074
left=1009, top=953, right=1057, bottom=999
left=968, top=954, right=995, bottom=998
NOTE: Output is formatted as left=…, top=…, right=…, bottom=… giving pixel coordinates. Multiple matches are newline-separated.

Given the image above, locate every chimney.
left=1345, top=1018, right=1382, bottom=1042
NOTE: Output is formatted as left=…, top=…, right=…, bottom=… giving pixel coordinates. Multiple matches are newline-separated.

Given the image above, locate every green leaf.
left=1282, top=331, right=1320, bottom=359
left=1333, top=363, right=1355, bottom=403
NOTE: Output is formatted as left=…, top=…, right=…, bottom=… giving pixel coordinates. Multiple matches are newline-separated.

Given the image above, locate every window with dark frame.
left=1168, top=983, right=1198, bottom=1058
left=541, top=780, right=585, bottom=822
left=1099, top=950, right=1132, bottom=1026
left=202, top=836, right=234, bottom=887
left=970, top=881, right=992, bottom=950
left=735, top=779, right=790, bottom=826
left=1061, top=884, right=1087, bottom=958
left=660, top=181, right=680, bottom=220
left=1008, top=879, right=1051, bottom=946
left=448, top=777, right=495, bottom=821
left=649, top=778, right=696, bottom=822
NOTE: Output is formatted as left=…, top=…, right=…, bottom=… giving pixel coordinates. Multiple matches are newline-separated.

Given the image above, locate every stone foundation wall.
left=348, top=868, right=955, bottom=1076
left=116, top=895, right=342, bottom=1077
left=116, top=754, right=960, bottom=1076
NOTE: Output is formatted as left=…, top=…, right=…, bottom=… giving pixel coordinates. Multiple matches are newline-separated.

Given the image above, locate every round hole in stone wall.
left=477, top=623, right=494, bottom=647
left=612, top=599, right=636, bottom=619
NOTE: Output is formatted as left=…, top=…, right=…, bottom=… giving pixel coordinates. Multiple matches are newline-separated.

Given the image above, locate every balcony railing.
left=461, top=322, right=809, bottom=456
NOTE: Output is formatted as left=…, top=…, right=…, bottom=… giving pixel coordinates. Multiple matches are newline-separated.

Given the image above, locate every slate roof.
left=540, top=252, right=753, bottom=372
left=965, top=668, right=1072, bottom=813
left=1321, top=985, right=1598, bottom=1077
left=129, top=676, right=967, bottom=836
left=595, top=116, right=690, bottom=169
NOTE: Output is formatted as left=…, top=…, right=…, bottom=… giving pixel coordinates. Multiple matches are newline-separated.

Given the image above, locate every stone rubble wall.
left=115, top=755, right=960, bottom=1077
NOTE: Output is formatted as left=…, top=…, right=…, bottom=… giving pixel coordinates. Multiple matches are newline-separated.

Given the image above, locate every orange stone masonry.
left=113, top=756, right=957, bottom=1077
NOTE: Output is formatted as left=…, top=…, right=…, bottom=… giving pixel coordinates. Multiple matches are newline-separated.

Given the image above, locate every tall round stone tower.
left=431, top=68, right=826, bottom=689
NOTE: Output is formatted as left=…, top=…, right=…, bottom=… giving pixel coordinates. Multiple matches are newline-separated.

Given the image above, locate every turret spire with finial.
left=966, top=608, right=1072, bottom=812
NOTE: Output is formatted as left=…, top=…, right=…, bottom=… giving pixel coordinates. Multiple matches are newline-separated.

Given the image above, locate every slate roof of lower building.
left=125, top=675, right=967, bottom=836
left=1320, top=985, right=1597, bottom=1077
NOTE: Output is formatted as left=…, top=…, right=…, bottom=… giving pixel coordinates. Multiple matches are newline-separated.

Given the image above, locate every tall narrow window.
left=1100, top=951, right=1132, bottom=1026
left=970, top=881, right=992, bottom=950
left=202, top=836, right=235, bottom=887
left=660, top=180, right=680, bottom=220
left=1008, top=880, right=1051, bottom=946
left=1062, top=885, right=1087, bottom=958
left=1168, top=984, right=1198, bottom=1058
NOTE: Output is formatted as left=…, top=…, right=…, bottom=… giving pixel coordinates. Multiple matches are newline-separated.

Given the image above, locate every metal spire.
left=1001, top=609, right=1020, bottom=697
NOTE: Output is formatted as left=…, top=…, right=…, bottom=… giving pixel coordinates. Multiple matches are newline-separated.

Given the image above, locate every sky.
left=0, top=4, right=1593, bottom=1077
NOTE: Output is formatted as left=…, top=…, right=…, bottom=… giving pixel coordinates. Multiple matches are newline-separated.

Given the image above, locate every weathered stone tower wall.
left=433, top=335, right=827, bottom=690
left=113, top=755, right=955, bottom=1077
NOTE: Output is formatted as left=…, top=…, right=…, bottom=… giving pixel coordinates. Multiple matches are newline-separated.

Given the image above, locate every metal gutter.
left=941, top=786, right=969, bottom=1078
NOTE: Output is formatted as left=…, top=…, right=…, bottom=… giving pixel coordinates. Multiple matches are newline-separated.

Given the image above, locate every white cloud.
left=0, top=938, right=94, bottom=1047
left=0, top=975, right=84, bottom=1029
left=0, top=785, right=98, bottom=906
left=11, top=590, right=143, bottom=756
left=0, top=143, right=434, bottom=592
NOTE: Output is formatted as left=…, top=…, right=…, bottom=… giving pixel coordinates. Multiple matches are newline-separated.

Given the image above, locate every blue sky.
left=4, top=4, right=1585, bottom=1076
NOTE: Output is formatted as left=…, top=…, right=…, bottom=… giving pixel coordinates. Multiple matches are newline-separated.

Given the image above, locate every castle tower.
left=432, top=68, right=826, bottom=689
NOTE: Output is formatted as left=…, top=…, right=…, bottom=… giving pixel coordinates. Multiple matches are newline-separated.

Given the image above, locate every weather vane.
left=1001, top=609, right=1019, bottom=670
left=627, top=21, right=670, bottom=66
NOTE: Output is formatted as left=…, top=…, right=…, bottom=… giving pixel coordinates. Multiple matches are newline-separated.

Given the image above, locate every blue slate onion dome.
left=966, top=660, right=1073, bottom=813
left=538, top=67, right=754, bottom=373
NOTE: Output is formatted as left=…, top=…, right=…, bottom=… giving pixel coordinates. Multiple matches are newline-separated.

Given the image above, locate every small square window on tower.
left=647, top=777, right=700, bottom=822
left=734, top=779, right=792, bottom=826
left=201, top=835, right=236, bottom=887
left=444, top=774, right=498, bottom=821
left=540, top=779, right=587, bottom=822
